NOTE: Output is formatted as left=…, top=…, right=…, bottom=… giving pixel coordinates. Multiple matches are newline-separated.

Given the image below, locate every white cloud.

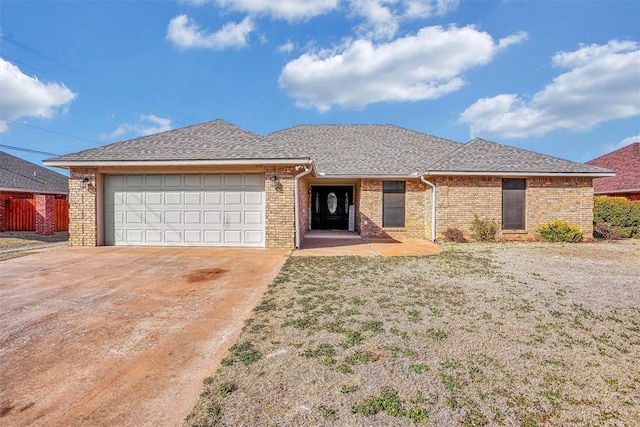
left=215, top=0, right=339, bottom=22
left=0, top=58, right=76, bottom=132
left=279, top=25, right=525, bottom=112
left=166, top=14, right=254, bottom=50
left=350, top=0, right=399, bottom=40
left=108, top=115, right=172, bottom=139
left=404, top=0, right=459, bottom=18
left=459, top=40, right=640, bottom=138
left=602, top=134, right=640, bottom=154
left=277, top=40, right=295, bottom=54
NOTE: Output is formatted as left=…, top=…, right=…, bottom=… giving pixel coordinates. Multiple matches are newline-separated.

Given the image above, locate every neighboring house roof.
left=264, top=124, right=461, bottom=176
left=0, top=151, right=69, bottom=194
left=425, top=138, right=612, bottom=175
left=44, top=119, right=613, bottom=178
left=586, top=142, right=640, bottom=194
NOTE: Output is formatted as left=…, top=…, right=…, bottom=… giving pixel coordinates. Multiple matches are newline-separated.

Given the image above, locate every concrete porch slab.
left=294, top=235, right=441, bottom=256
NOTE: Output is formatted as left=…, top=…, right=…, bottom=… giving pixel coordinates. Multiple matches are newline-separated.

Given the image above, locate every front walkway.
left=294, top=231, right=441, bottom=256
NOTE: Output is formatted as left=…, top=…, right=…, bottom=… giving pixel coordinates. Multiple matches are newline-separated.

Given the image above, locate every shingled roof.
left=0, top=151, right=68, bottom=194
left=586, top=142, right=640, bottom=194
left=47, top=119, right=307, bottom=162
left=425, top=138, right=612, bottom=175
left=45, top=119, right=612, bottom=177
left=264, top=124, right=461, bottom=176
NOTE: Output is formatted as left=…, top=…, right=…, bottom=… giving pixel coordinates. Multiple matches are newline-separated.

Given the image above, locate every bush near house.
left=593, top=196, right=640, bottom=238
left=538, top=221, right=583, bottom=242
left=470, top=216, right=497, bottom=242
left=442, top=228, right=467, bottom=243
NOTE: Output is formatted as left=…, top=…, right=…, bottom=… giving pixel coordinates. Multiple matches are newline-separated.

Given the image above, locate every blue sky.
left=1, top=0, right=639, bottom=170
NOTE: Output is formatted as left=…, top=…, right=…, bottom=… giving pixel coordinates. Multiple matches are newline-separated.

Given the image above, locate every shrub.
left=594, top=196, right=640, bottom=238
left=538, top=221, right=583, bottom=242
left=593, top=222, right=622, bottom=240
left=470, top=215, right=498, bottom=241
left=443, top=228, right=467, bottom=243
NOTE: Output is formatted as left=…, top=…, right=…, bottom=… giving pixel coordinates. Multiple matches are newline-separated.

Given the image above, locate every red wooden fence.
left=54, top=199, right=69, bottom=232
left=6, top=199, right=35, bottom=231
left=5, top=198, right=69, bottom=232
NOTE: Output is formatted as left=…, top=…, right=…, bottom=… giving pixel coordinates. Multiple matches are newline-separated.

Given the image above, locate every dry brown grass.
left=186, top=241, right=640, bottom=426
left=0, top=231, right=68, bottom=249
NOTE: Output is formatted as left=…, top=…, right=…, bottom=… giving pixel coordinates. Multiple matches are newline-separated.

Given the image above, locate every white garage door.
left=104, top=174, right=265, bottom=247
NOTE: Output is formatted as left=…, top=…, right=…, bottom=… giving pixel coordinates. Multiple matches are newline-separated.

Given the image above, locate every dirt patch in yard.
left=0, top=231, right=68, bottom=249
left=186, top=241, right=640, bottom=426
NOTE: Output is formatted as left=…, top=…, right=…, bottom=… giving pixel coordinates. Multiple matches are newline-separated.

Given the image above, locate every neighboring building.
left=0, top=151, right=69, bottom=233
left=44, top=119, right=613, bottom=248
left=586, top=142, right=640, bottom=200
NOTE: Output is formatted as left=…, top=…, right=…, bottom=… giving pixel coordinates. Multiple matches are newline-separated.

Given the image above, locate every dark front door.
left=311, top=187, right=353, bottom=230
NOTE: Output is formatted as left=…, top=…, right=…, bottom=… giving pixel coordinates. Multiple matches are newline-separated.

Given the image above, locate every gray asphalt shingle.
left=45, top=119, right=611, bottom=176
left=426, top=138, right=612, bottom=174
left=1, top=151, right=69, bottom=194
left=48, top=119, right=305, bottom=162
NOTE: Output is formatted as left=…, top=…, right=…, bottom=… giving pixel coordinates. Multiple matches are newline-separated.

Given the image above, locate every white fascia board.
left=318, top=174, right=420, bottom=179
left=43, top=158, right=312, bottom=168
left=422, top=171, right=616, bottom=178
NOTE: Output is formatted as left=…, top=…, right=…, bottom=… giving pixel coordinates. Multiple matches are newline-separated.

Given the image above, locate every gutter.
left=419, top=176, right=437, bottom=242
left=43, top=158, right=313, bottom=168
left=294, top=164, right=314, bottom=249
left=422, top=171, right=615, bottom=178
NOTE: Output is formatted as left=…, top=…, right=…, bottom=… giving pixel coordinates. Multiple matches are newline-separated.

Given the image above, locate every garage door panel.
left=105, top=174, right=264, bottom=246
left=184, top=193, right=201, bottom=205
left=145, top=193, right=162, bottom=205
left=184, top=211, right=201, bottom=224
left=145, top=175, right=162, bottom=187
left=165, top=175, right=182, bottom=186
left=165, top=211, right=181, bottom=224
left=146, top=230, right=162, bottom=242
left=224, top=192, right=242, bottom=205
left=165, top=193, right=181, bottom=204
left=127, top=176, right=144, bottom=187
left=245, top=192, right=262, bottom=205
left=204, top=211, right=221, bottom=224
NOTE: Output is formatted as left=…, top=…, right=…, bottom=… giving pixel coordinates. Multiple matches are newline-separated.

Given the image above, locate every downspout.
left=420, top=175, right=437, bottom=242
left=294, top=164, right=313, bottom=249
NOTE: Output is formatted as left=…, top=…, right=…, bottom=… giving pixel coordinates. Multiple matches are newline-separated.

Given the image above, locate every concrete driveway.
left=0, top=246, right=288, bottom=426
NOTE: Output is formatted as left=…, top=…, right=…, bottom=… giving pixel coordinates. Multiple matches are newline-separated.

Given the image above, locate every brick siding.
left=432, top=175, right=594, bottom=241
left=264, top=167, right=296, bottom=249
left=68, top=168, right=98, bottom=246
left=35, top=194, right=55, bottom=235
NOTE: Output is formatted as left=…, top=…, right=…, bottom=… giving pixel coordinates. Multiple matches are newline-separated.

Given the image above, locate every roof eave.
left=43, top=158, right=313, bottom=168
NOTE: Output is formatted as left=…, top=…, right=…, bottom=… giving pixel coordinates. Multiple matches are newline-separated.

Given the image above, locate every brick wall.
left=359, top=178, right=431, bottom=240
left=35, top=194, right=55, bottom=235
left=432, top=175, right=594, bottom=240
left=68, top=168, right=98, bottom=246
left=265, top=167, right=296, bottom=249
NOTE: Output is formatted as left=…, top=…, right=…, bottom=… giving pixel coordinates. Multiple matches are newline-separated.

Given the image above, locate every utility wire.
left=0, top=144, right=60, bottom=156
left=0, top=117, right=102, bottom=146
left=1, top=35, right=202, bottom=126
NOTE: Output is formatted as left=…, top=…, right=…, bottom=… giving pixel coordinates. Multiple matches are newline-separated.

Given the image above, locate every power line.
left=0, top=144, right=59, bottom=156
left=0, top=117, right=102, bottom=146
left=1, top=35, right=202, bottom=126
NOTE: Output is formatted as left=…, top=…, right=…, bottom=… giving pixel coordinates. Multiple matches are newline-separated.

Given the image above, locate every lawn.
left=186, top=241, right=640, bottom=426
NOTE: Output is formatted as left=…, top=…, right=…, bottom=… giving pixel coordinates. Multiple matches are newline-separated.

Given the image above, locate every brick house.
left=44, top=120, right=612, bottom=248
left=0, top=151, right=69, bottom=234
left=586, top=142, right=640, bottom=200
